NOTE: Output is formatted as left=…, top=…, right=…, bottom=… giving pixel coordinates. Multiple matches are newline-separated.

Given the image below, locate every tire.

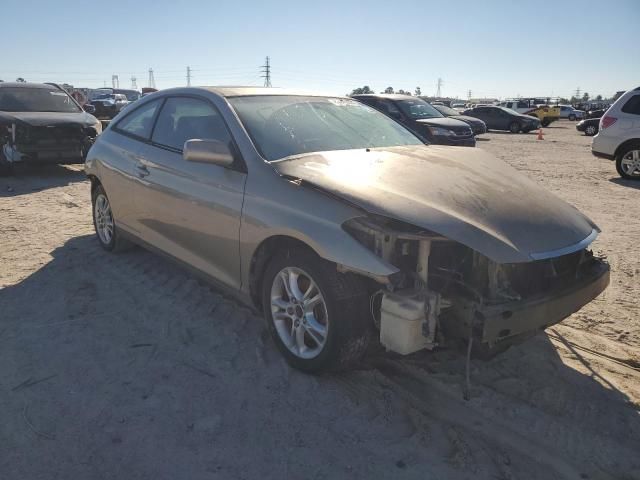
left=509, top=122, right=521, bottom=134
left=0, top=147, right=14, bottom=176
left=615, top=143, right=640, bottom=180
left=585, top=125, right=598, bottom=136
left=261, top=248, right=372, bottom=373
left=569, top=114, right=576, bottom=121
left=91, top=184, right=132, bottom=251
left=541, top=118, right=550, bottom=127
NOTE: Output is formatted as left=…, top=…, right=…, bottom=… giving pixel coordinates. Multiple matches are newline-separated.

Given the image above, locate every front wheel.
left=0, top=148, right=14, bottom=176
left=616, top=145, right=640, bottom=180
left=569, top=114, right=576, bottom=121
left=509, top=122, right=521, bottom=133
left=91, top=184, right=132, bottom=251
left=261, top=249, right=371, bottom=373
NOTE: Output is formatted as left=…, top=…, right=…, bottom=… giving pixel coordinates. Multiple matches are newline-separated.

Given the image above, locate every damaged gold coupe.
left=0, top=82, right=102, bottom=175
left=85, top=87, right=609, bottom=372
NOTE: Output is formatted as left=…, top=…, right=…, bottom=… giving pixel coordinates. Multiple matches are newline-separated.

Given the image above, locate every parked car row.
left=352, top=94, right=477, bottom=146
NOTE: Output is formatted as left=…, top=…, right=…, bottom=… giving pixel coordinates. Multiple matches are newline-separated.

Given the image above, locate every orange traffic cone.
left=537, top=128, right=544, bottom=140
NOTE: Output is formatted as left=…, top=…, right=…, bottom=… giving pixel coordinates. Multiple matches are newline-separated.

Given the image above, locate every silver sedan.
left=85, top=87, right=609, bottom=372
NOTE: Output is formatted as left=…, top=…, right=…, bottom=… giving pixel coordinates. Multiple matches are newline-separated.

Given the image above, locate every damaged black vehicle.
left=0, top=82, right=102, bottom=175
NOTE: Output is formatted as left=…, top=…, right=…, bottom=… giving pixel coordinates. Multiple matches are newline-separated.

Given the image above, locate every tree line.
left=350, top=86, right=422, bottom=96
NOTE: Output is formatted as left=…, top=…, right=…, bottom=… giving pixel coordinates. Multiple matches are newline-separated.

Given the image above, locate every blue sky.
left=2, top=0, right=638, bottom=99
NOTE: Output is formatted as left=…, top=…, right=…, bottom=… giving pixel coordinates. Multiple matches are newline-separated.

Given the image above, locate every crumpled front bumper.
left=442, top=257, right=610, bottom=347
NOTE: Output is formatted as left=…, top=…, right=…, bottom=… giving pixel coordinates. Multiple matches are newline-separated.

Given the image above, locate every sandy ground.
left=1, top=121, right=639, bottom=480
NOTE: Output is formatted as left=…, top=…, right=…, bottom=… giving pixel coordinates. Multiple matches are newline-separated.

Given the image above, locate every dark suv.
left=352, top=94, right=475, bottom=147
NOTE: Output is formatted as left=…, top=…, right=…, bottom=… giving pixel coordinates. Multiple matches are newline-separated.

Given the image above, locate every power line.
left=261, top=56, right=272, bottom=87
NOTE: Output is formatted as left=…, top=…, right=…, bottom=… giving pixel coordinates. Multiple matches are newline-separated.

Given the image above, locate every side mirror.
left=83, top=104, right=96, bottom=114
left=183, top=139, right=235, bottom=167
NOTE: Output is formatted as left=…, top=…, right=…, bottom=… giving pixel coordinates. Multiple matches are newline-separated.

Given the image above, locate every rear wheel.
left=509, top=122, right=521, bottom=133
left=541, top=118, right=550, bottom=127
left=261, top=248, right=371, bottom=373
left=585, top=124, right=598, bottom=136
left=91, top=184, right=132, bottom=251
left=569, top=114, right=576, bottom=121
left=616, top=144, right=640, bottom=180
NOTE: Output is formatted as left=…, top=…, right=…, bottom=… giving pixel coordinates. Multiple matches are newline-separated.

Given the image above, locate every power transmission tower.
left=435, top=77, right=443, bottom=97
left=186, top=66, right=192, bottom=86
left=575, top=87, right=581, bottom=99
left=467, top=89, right=472, bottom=100
left=131, top=76, right=138, bottom=89
left=261, top=56, right=272, bottom=87
left=148, top=69, right=156, bottom=89
left=112, top=75, right=119, bottom=89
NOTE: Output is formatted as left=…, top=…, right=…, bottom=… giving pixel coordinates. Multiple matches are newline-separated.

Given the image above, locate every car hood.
left=273, top=145, right=598, bottom=264
left=0, top=111, right=98, bottom=127
left=414, top=117, right=470, bottom=129
left=452, top=115, right=485, bottom=126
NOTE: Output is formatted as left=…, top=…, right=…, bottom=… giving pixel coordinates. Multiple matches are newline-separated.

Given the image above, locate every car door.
left=103, top=98, right=164, bottom=231
left=134, top=95, right=247, bottom=289
left=495, top=108, right=513, bottom=129
left=475, top=107, right=495, bottom=128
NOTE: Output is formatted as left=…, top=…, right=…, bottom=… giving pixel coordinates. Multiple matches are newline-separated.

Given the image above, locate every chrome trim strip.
left=529, top=229, right=599, bottom=261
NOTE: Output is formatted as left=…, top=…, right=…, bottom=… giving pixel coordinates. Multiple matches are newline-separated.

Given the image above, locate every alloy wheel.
left=270, top=267, right=328, bottom=359
left=94, top=193, right=114, bottom=245
left=620, top=150, right=640, bottom=177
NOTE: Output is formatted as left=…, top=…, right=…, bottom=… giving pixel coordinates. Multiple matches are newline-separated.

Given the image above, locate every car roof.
left=0, top=82, right=58, bottom=90
left=351, top=93, right=416, bottom=101
left=198, top=86, right=334, bottom=98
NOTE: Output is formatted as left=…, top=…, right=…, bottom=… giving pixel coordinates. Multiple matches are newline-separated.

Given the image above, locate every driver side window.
left=151, top=96, right=234, bottom=153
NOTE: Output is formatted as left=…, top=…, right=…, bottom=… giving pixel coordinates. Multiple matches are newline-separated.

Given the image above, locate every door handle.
left=135, top=162, right=149, bottom=178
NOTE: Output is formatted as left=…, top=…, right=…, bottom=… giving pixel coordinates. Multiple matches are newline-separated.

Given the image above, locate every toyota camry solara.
left=85, top=87, right=609, bottom=372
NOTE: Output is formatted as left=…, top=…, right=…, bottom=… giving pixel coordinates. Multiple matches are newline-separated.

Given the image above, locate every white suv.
left=592, top=87, right=640, bottom=179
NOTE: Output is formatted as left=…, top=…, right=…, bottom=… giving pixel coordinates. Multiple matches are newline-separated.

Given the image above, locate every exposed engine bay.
left=343, top=215, right=610, bottom=356
left=1, top=120, right=99, bottom=166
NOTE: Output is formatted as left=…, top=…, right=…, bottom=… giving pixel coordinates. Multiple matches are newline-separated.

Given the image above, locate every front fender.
left=239, top=171, right=399, bottom=295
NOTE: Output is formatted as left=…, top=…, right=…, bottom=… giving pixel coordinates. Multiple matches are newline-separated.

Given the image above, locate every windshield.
left=433, top=104, right=460, bottom=116
left=229, top=96, right=423, bottom=161
left=0, top=87, right=81, bottom=113
left=96, top=93, right=115, bottom=100
left=395, top=99, right=443, bottom=119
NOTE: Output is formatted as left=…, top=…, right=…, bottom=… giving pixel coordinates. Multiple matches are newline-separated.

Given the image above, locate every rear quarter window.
left=621, top=95, right=640, bottom=115
left=114, top=98, right=162, bottom=140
